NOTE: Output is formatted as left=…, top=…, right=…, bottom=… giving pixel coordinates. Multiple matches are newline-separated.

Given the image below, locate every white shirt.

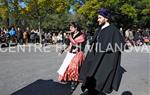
left=101, top=22, right=110, bottom=30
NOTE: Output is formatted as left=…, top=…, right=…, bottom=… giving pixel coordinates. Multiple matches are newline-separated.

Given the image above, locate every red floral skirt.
left=58, top=51, right=85, bottom=82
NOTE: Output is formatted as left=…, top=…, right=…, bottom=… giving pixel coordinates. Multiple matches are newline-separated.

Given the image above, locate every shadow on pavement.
left=11, top=79, right=71, bottom=95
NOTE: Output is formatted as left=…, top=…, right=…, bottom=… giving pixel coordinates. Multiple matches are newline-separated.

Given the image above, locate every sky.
left=19, top=1, right=26, bottom=8
left=69, top=5, right=76, bottom=14
left=7, top=0, right=27, bottom=8
left=3, top=0, right=83, bottom=14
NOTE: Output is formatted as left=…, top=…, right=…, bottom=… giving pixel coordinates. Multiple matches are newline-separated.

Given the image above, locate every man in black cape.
left=79, top=8, right=125, bottom=95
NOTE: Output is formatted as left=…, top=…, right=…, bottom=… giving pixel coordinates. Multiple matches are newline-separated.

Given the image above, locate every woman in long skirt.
left=57, top=22, right=86, bottom=92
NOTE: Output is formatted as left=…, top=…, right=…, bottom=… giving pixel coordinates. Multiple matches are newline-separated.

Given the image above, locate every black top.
left=92, top=24, right=125, bottom=52
left=70, top=31, right=84, bottom=53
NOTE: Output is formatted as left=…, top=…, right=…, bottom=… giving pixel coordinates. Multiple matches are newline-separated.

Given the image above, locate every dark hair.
left=69, top=22, right=81, bottom=32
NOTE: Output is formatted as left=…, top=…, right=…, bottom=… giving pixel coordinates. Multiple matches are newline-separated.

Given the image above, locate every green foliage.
left=76, top=0, right=150, bottom=28
left=0, top=0, right=150, bottom=30
left=0, top=0, right=9, bottom=27
left=41, top=14, right=69, bottom=31
left=77, top=0, right=102, bottom=20
left=120, top=3, right=137, bottom=18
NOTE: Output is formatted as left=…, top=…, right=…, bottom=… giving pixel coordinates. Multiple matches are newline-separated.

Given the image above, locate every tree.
left=0, top=0, right=9, bottom=28
left=136, top=0, right=150, bottom=27
left=23, top=0, right=70, bottom=30
left=76, top=0, right=150, bottom=29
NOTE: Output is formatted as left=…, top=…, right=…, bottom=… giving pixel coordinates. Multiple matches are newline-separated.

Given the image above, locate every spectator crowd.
left=0, top=26, right=150, bottom=48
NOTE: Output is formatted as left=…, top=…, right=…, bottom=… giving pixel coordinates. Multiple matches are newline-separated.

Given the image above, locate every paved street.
left=0, top=45, right=149, bottom=95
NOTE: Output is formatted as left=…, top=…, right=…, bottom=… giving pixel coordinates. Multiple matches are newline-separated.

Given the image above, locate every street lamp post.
left=7, top=0, right=14, bottom=27
left=7, top=0, right=11, bottom=27
left=38, top=15, right=42, bottom=46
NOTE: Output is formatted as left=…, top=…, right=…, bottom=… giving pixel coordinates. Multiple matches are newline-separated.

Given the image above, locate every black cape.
left=79, top=24, right=126, bottom=94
